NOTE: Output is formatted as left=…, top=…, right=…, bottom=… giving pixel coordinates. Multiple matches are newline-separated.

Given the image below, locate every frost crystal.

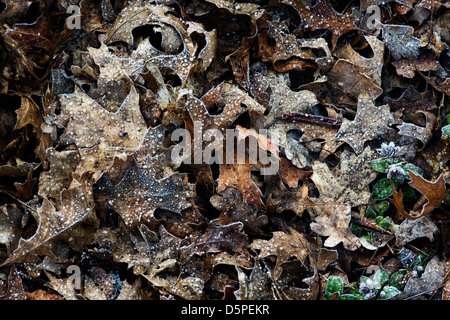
left=377, top=142, right=401, bottom=158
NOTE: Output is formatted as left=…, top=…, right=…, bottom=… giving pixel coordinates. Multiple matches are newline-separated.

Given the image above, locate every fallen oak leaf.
left=333, top=35, right=385, bottom=87
left=266, top=178, right=315, bottom=217
left=2, top=265, right=27, bottom=300
left=279, top=158, right=312, bottom=188
left=216, top=159, right=264, bottom=208
left=391, top=54, right=440, bottom=79
left=407, top=170, right=448, bottom=217
left=281, top=0, right=359, bottom=47
left=3, top=12, right=57, bottom=81
left=105, top=1, right=197, bottom=84
left=257, top=21, right=333, bottom=72
left=384, top=86, right=437, bottom=125
left=389, top=170, right=448, bottom=220
left=335, top=94, right=396, bottom=154
left=137, top=225, right=209, bottom=299
left=389, top=179, right=417, bottom=220
left=1, top=179, right=96, bottom=266
left=249, top=228, right=311, bottom=279
left=58, top=85, right=147, bottom=180
left=211, top=187, right=268, bottom=235
left=14, top=97, right=53, bottom=167
left=382, top=24, right=420, bottom=60
left=94, top=156, right=195, bottom=228
left=235, top=125, right=280, bottom=161
left=0, top=0, right=34, bottom=21
left=397, top=111, right=436, bottom=150
left=310, top=147, right=378, bottom=207
left=309, top=201, right=360, bottom=250
left=37, top=148, right=80, bottom=198
left=327, top=59, right=383, bottom=102
left=192, top=219, right=248, bottom=255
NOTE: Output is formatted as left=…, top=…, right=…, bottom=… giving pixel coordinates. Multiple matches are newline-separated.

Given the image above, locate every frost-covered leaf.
left=192, top=220, right=248, bottom=255
left=309, top=202, right=360, bottom=250
left=94, top=156, right=195, bottom=228
left=139, top=225, right=210, bottom=300
left=395, top=216, right=439, bottom=246
left=2, top=265, right=27, bottom=300
left=211, top=188, right=268, bottom=235
left=216, top=158, right=264, bottom=208
left=443, top=125, right=450, bottom=136
left=397, top=111, right=436, bottom=148
left=395, top=256, right=447, bottom=299
left=38, top=148, right=80, bottom=198
left=392, top=53, right=440, bottom=78
left=335, top=94, right=396, bottom=154
left=382, top=24, right=421, bottom=60
left=59, top=86, right=147, bottom=180
left=282, top=0, right=358, bottom=47
left=1, top=179, right=96, bottom=266
left=327, top=59, right=383, bottom=101
left=310, top=147, right=378, bottom=207
left=266, top=179, right=315, bottom=217
left=105, top=1, right=199, bottom=84
left=234, top=260, right=274, bottom=300
left=250, top=228, right=311, bottom=279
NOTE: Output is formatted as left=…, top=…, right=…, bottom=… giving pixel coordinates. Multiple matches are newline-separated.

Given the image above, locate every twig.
left=281, top=111, right=342, bottom=128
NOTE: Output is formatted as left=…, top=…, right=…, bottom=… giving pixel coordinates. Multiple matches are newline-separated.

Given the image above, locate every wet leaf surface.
left=0, top=0, right=448, bottom=301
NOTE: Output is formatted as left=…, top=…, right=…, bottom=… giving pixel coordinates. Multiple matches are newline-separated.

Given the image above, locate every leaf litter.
left=0, top=0, right=448, bottom=301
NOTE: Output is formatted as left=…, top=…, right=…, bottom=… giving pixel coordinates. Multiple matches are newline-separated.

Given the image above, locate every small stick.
left=281, top=111, right=342, bottom=128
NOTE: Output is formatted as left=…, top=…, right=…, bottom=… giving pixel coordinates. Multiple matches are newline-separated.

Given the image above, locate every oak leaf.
left=211, top=188, right=268, bottom=235
left=390, top=170, right=447, bottom=220
left=105, top=1, right=200, bottom=84
left=1, top=179, right=96, bottom=266
left=309, top=201, right=360, bottom=250
left=310, top=147, right=378, bottom=207
left=192, top=219, right=248, bottom=255
left=335, top=94, right=396, bottom=154
left=327, top=59, right=383, bottom=102
left=59, top=86, right=147, bottom=180
left=94, top=156, right=195, bottom=228
left=282, top=0, right=358, bottom=47
left=216, top=160, right=264, bottom=208
left=392, top=54, right=440, bottom=78
left=382, top=24, right=420, bottom=60
left=266, top=179, right=315, bottom=217
left=408, top=170, right=447, bottom=217
left=250, top=228, right=311, bottom=279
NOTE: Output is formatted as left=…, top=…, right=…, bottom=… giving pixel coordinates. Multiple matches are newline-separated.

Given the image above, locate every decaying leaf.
left=390, top=170, right=447, bottom=220
left=395, top=256, right=449, bottom=299
left=382, top=24, right=421, bottom=60
left=192, top=219, right=248, bottom=255
left=59, top=86, right=147, bottom=180
left=94, top=156, right=195, bottom=228
left=335, top=94, right=396, bottom=154
left=395, top=216, right=439, bottom=246
left=216, top=159, right=264, bottom=208
left=211, top=188, right=268, bottom=235
left=310, top=147, right=378, bottom=207
left=282, top=0, right=358, bottom=47
left=310, top=202, right=360, bottom=250
left=105, top=1, right=199, bottom=84
left=407, top=170, right=448, bottom=217
left=250, top=228, right=311, bottom=279
left=392, top=54, right=440, bottom=78
left=1, top=179, right=97, bottom=266
left=1, top=0, right=449, bottom=302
